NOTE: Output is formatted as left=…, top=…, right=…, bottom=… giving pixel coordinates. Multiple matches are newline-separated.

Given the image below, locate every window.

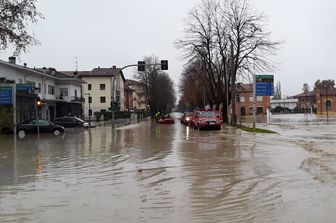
left=100, top=84, right=105, bottom=90
left=249, top=96, right=253, bottom=102
left=37, top=83, right=41, bottom=93
left=100, top=96, right=106, bottom=103
left=89, top=109, right=92, bottom=116
left=116, top=95, right=120, bottom=102
left=75, top=89, right=77, bottom=98
left=326, top=100, right=332, bottom=111
left=257, top=96, right=263, bottom=102
left=88, top=96, right=92, bottom=103
left=100, top=109, right=106, bottom=112
left=88, top=84, right=92, bottom=91
left=60, top=88, right=68, bottom=97
left=48, top=85, right=55, bottom=95
left=257, top=107, right=263, bottom=114
left=240, top=96, right=245, bottom=102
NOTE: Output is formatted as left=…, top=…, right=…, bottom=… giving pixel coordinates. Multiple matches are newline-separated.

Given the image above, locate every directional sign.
left=256, top=75, right=274, bottom=96
left=0, top=87, right=13, bottom=104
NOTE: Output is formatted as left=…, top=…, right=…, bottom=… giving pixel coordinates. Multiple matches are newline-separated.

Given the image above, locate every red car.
left=181, top=112, right=193, bottom=126
left=192, top=110, right=222, bottom=130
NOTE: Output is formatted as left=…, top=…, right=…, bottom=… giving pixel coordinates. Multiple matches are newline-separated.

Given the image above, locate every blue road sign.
left=256, top=76, right=274, bottom=96
left=0, top=87, right=13, bottom=104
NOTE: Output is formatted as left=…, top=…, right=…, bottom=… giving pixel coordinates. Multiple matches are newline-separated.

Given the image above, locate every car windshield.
left=185, top=112, right=193, bottom=116
left=199, top=111, right=215, bottom=118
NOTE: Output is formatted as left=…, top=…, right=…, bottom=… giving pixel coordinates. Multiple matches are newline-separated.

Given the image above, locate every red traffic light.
left=161, top=60, right=168, bottom=70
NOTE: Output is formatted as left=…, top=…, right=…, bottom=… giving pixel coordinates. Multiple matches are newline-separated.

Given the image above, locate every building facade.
left=293, top=91, right=316, bottom=113
left=315, top=87, right=336, bottom=115
left=236, top=84, right=271, bottom=116
left=0, top=57, right=85, bottom=122
left=124, top=79, right=148, bottom=111
left=65, top=66, right=125, bottom=118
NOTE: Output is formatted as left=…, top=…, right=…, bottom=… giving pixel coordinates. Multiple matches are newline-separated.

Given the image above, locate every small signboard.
left=16, top=83, right=33, bottom=92
left=0, top=87, right=13, bottom=104
left=256, top=75, right=274, bottom=96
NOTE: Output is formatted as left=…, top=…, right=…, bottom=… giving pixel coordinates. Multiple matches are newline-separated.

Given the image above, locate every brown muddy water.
left=0, top=114, right=336, bottom=222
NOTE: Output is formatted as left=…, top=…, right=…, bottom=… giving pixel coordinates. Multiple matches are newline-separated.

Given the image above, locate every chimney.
left=112, top=65, right=116, bottom=69
left=9, top=57, right=16, bottom=64
left=24, top=63, right=27, bottom=67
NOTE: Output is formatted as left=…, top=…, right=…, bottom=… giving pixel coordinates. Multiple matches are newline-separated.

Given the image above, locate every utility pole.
left=253, top=74, right=256, bottom=129
left=12, top=84, right=16, bottom=141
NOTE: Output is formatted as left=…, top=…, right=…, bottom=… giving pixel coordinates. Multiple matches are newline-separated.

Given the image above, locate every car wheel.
left=54, top=129, right=61, bottom=136
left=18, top=130, right=26, bottom=139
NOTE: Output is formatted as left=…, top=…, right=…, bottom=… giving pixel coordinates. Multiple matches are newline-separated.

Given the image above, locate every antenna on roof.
left=75, top=56, right=78, bottom=72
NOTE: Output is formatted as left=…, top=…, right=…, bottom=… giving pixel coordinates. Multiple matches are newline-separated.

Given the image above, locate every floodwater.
left=0, top=114, right=336, bottom=222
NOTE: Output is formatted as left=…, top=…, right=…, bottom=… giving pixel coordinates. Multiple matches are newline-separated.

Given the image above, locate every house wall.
left=236, top=91, right=270, bottom=116
left=55, top=84, right=81, bottom=102
left=316, top=89, right=336, bottom=115
left=82, top=76, right=112, bottom=117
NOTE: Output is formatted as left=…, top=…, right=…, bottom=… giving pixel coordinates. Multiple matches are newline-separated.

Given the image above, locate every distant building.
left=315, top=87, right=336, bottom=115
left=236, top=84, right=271, bottom=116
left=124, top=79, right=148, bottom=111
left=293, top=91, right=316, bottom=112
left=270, top=98, right=298, bottom=110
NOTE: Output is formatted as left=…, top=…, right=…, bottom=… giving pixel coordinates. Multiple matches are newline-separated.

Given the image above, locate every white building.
left=270, top=98, right=298, bottom=110
left=0, top=57, right=85, bottom=121
left=64, top=66, right=126, bottom=118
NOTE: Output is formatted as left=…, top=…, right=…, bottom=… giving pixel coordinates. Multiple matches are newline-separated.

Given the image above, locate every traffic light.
left=138, top=61, right=146, bottom=71
left=161, top=60, right=168, bottom=70
left=36, top=97, right=42, bottom=107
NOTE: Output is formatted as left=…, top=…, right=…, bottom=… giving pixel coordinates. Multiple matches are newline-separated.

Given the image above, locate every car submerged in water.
left=191, top=110, right=222, bottom=130
left=17, top=119, right=65, bottom=139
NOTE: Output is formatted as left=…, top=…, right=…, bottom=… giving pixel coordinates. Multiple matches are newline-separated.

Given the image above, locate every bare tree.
left=134, top=55, right=176, bottom=115
left=274, top=81, right=282, bottom=99
left=177, top=0, right=281, bottom=125
left=0, top=0, right=44, bottom=55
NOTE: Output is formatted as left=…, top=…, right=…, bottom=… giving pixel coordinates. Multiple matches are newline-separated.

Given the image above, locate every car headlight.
left=186, top=117, right=191, bottom=121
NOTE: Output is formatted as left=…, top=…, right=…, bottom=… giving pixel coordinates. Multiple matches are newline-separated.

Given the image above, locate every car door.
left=37, top=120, right=53, bottom=133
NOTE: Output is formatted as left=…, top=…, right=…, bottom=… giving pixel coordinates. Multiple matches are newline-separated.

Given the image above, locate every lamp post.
left=325, top=85, right=329, bottom=120
left=84, top=93, right=91, bottom=127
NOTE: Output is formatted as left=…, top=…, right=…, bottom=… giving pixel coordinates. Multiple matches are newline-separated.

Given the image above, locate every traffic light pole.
left=111, top=61, right=168, bottom=128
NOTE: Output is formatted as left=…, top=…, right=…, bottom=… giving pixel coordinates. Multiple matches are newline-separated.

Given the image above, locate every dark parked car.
left=17, top=119, right=65, bottom=138
left=53, top=116, right=88, bottom=128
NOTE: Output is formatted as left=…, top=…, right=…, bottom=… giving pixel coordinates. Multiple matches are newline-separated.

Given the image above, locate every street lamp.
left=325, top=84, right=329, bottom=120
left=84, top=93, right=91, bottom=127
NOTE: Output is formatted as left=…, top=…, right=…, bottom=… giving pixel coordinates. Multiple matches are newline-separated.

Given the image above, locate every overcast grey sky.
left=1, top=0, right=336, bottom=97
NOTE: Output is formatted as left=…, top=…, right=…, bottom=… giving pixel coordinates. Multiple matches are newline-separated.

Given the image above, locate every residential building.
left=0, top=57, right=85, bottom=122
left=235, top=83, right=271, bottom=116
left=64, top=66, right=126, bottom=118
left=315, top=87, right=336, bottom=115
left=125, top=79, right=148, bottom=111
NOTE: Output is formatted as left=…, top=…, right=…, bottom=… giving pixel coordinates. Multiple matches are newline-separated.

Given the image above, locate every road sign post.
left=253, top=75, right=274, bottom=129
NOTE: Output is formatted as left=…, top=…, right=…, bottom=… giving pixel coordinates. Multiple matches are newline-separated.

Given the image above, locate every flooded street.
left=1, top=114, right=336, bottom=222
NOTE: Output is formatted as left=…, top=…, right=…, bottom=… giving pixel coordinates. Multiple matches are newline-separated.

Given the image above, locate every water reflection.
left=1, top=115, right=336, bottom=222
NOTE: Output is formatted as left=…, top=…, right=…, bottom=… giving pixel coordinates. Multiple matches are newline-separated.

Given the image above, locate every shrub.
left=0, top=107, right=13, bottom=134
